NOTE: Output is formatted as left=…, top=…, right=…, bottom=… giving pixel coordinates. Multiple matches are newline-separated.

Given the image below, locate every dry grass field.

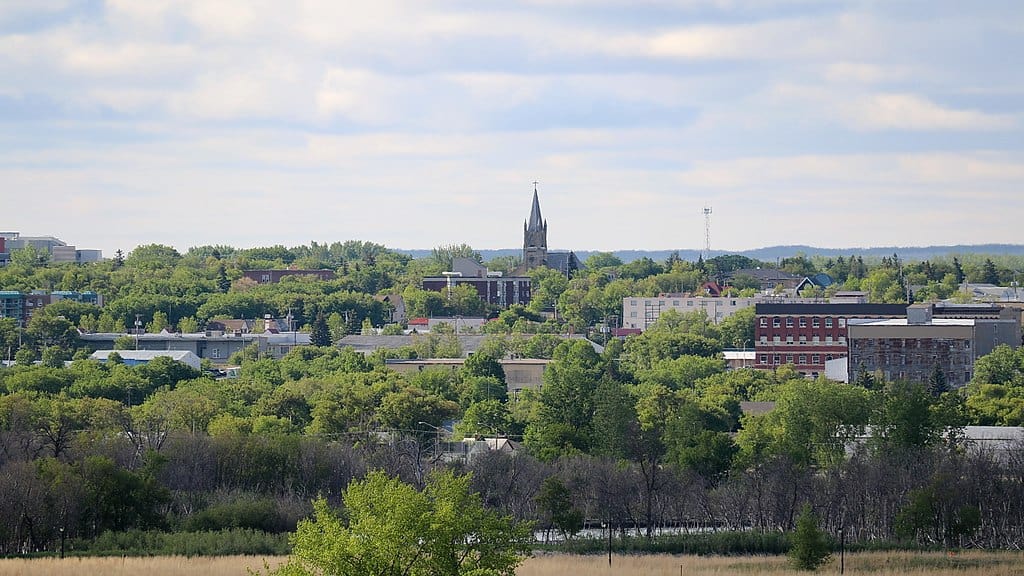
left=0, top=555, right=287, bottom=576
left=520, top=550, right=1024, bottom=576
left=0, top=550, right=1021, bottom=576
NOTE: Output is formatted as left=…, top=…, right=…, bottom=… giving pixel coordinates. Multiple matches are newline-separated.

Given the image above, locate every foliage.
left=271, top=470, right=532, bottom=576
left=789, top=504, right=831, bottom=570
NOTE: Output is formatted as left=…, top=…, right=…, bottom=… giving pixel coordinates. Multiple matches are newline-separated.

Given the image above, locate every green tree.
left=535, top=476, right=583, bottom=540
left=271, top=470, right=531, bottom=576
left=310, top=312, right=332, bottom=347
left=789, top=504, right=831, bottom=570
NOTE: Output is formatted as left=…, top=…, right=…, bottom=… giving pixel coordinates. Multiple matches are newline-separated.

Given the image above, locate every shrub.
left=789, top=504, right=831, bottom=570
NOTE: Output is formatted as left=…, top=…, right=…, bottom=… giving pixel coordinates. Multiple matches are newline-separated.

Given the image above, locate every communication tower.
left=703, top=205, right=712, bottom=259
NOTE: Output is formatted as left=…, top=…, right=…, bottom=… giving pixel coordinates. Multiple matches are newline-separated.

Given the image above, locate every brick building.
left=847, top=303, right=1022, bottom=388
left=422, top=258, right=532, bottom=307
left=754, top=302, right=908, bottom=377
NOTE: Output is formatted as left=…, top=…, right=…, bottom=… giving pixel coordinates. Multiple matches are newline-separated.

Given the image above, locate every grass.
left=518, top=550, right=1024, bottom=576
left=0, top=555, right=287, bottom=576
left=0, top=550, right=1020, bottom=576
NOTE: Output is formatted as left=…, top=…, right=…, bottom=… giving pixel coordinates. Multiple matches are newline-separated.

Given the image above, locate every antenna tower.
left=703, top=205, right=712, bottom=258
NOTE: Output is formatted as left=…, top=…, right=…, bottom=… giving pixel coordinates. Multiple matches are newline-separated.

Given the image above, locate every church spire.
left=522, top=181, right=548, bottom=270
left=527, top=181, right=544, bottom=232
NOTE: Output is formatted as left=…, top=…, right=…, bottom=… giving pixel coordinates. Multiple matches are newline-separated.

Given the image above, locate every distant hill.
left=397, top=244, right=1024, bottom=264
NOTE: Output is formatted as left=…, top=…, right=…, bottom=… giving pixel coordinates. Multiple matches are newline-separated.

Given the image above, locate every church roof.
left=527, top=185, right=544, bottom=231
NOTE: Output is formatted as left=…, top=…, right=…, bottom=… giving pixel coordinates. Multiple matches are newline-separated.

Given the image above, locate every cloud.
left=844, top=93, right=1016, bottom=131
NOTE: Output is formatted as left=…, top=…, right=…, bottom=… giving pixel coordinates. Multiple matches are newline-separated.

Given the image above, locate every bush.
left=69, top=529, right=290, bottom=556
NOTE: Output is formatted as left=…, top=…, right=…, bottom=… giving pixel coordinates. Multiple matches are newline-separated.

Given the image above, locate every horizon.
left=1, top=1, right=1022, bottom=256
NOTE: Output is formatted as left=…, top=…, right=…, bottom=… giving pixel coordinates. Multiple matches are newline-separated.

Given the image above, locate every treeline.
left=4, top=242, right=1024, bottom=361
left=2, top=317, right=1024, bottom=554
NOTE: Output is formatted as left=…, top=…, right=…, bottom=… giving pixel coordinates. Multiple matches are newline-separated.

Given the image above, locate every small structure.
left=90, top=349, right=202, bottom=370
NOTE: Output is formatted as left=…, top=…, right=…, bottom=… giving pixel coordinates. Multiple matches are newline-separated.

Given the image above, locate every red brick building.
left=754, top=303, right=907, bottom=377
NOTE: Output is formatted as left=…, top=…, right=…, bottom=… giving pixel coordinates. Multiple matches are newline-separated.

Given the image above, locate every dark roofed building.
left=726, top=268, right=803, bottom=291
left=243, top=269, right=337, bottom=284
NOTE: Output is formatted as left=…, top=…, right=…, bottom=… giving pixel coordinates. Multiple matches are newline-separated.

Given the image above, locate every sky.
left=1, top=0, right=1022, bottom=257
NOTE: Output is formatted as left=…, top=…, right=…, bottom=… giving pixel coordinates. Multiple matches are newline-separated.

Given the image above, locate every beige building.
left=384, top=358, right=550, bottom=396
left=623, top=294, right=819, bottom=330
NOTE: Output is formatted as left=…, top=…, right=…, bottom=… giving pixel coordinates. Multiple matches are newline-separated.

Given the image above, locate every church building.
left=517, top=184, right=580, bottom=277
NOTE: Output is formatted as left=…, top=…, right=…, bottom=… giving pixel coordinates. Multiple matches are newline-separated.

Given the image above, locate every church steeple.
left=527, top=182, right=544, bottom=232
left=523, top=182, right=548, bottom=270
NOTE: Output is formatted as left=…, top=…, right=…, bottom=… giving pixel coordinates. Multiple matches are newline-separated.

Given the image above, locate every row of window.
left=759, top=335, right=846, bottom=345
left=760, top=316, right=845, bottom=329
left=629, top=299, right=745, bottom=307
left=759, top=353, right=836, bottom=365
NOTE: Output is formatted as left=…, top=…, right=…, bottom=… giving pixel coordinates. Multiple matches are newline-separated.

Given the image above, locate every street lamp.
left=418, top=421, right=443, bottom=460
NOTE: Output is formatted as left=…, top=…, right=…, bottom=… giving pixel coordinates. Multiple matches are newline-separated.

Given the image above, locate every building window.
left=688, top=301, right=694, bottom=306
left=672, top=300, right=679, bottom=306
left=731, top=300, right=737, bottom=305
left=759, top=354, right=768, bottom=364
left=799, top=318, right=807, bottom=328
left=786, top=355, right=794, bottom=364
left=786, top=335, right=794, bottom=344
left=825, top=318, right=834, bottom=328
left=786, top=317, right=794, bottom=328
left=773, top=354, right=781, bottom=365
left=812, top=336, right=820, bottom=344
left=798, top=355, right=807, bottom=365
left=630, top=300, right=637, bottom=306
left=826, top=336, right=833, bottom=344
left=773, top=317, right=781, bottom=328
left=812, top=318, right=820, bottom=328
left=211, top=348, right=221, bottom=358
left=812, top=354, right=820, bottom=364
left=799, top=336, right=807, bottom=344
left=839, top=318, right=846, bottom=327
left=760, top=336, right=768, bottom=344
left=773, top=336, right=781, bottom=344
left=261, top=274, right=270, bottom=282
left=760, top=318, right=767, bottom=327
left=630, top=311, right=637, bottom=318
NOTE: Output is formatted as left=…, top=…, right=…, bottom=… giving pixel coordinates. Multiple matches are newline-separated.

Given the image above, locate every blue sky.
left=1, top=0, right=1022, bottom=257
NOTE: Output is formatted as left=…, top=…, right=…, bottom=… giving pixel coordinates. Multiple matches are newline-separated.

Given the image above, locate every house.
left=725, top=268, right=803, bottom=291
left=376, top=294, right=407, bottom=325
left=953, top=283, right=1024, bottom=302
left=90, top=349, right=202, bottom=370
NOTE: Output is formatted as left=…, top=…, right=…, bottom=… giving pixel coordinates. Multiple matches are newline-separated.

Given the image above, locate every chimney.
left=906, top=303, right=933, bottom=325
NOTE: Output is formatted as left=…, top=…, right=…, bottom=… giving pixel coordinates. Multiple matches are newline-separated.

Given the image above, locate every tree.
left=309, top=312, right=332, bottom=347
left=535, top=476, right=583, bottom=540
left=789, top=504, right=831, bottom=570
left=271, top=470, right=531, bottom=576
left=981, top=258, right=1000, bottom=284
